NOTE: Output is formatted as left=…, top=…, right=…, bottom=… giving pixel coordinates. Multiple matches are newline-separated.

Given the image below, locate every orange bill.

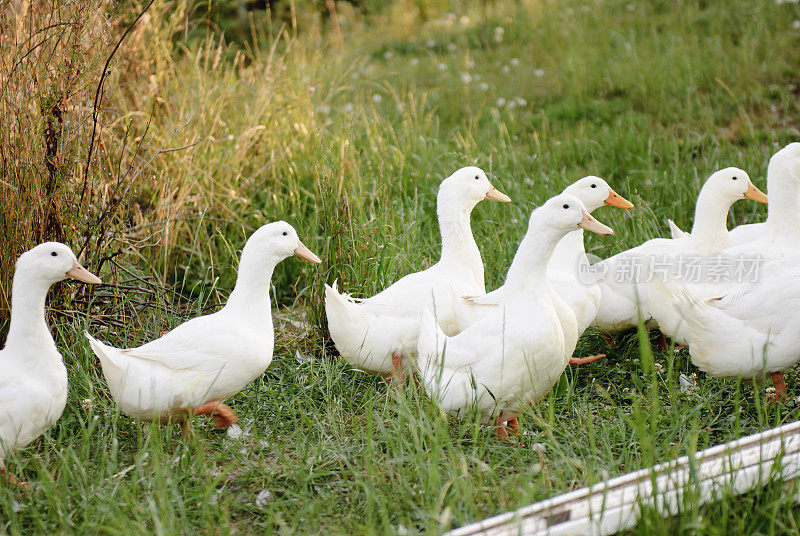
left=744, top=182, right=768, bottom=203
left=485, top=186, right=512, bottom=203
left=294, top=241, right=322, bottom=264
left=604, top=188, right=634, bottom=209
left=66, top=260, right=102, bottom=284
left=579, top=209, right=614, bottom=235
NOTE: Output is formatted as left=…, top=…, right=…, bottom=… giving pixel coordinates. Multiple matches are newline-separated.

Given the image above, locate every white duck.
left=592, top=167, right=767, bottom=334
left=324, top=166, right=511, bottom=377
left=726, top=142, right=800, bottom=253
left=657, top=252, right=800, bottom=399
left=458, top=176, right=633, bottom=358
left=1, top=242, right=101, bottom=485
left=85, top=221, right=320, bottom=435
left=416, top=194, right=613, bottom=440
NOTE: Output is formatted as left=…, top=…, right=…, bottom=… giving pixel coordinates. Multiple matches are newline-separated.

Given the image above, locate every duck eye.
left=282, top=231, right=288, bottom=236
left=563, top=204, right=569, bottom=209
left=591, top=184, right=597, bottom=188
left=474, top=175, right=479, bottom=180
left=51, top=252, right=57, bottom=257
left=732, top=176, right=737, bottom=180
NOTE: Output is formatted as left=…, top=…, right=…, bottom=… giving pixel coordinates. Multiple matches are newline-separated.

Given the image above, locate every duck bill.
left=579, top=209, right=614, bottom=235
left=485, top=186, right=511, bottom=203
left=294, top=241, right=322, bottom=264
left=743, top=182, right=768, bottom=203
left=66, top=260, right=102, bottom=284
left=604, top=188, right=634, bottom=209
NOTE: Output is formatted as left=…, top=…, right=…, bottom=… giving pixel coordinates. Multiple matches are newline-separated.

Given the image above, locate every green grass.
left=3, top=0, right=800, bottom=533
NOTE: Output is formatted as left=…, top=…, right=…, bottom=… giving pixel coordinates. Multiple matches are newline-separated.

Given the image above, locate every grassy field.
left=2, top=0, right=800, bottom=534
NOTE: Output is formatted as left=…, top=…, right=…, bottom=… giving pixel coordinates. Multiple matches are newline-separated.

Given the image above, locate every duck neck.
left=687, top=187, right=733, bottom=251
left=503, top=221, right=564, bottom=298
left=765, top=169, right=800, bottom=237
left=549, top=229, right=585, bottom=271
left=4, top=272, right=57, bottom=353
left=223, top=253, right=278, bottom=324
left=438, top=192, right=482, bottom=277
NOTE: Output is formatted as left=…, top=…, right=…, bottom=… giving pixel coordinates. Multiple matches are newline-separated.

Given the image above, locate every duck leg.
left=569, top=354, right=606, bottom=365
left=492, top=413, right=517, bottom=443
left=656, top=332, right=669, bottom=352
left=506, top=417, right=521, bottom=436
left=189, top=400, right=239, bottom=429
left=770, top=372, right=787, bottom=402
left=391, top=352, right=405, bottom=381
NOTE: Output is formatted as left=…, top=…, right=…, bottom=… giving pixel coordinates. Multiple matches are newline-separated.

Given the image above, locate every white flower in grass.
left=502, top=65, right=511, bottom=74
left=494, top=26, right=504, bottom=35
left=793, top=20, right=800, bottom=30
left=496, top=97, right=506, bottom=107
left=383, top=51, right=394, bottom=59
left=515, top=97, right=527, bottom=106
left=396, top=102, right=405, bottom=113
left=318, top=105, right=331, bottom=115
left=524, top=177, right=534, bottom=186
left=81, top=398, right=93, bottom=411
left=653, top=362, right=664, bottom=373
left=507, top=100, right=517, bottom=110
left=372, top=94, right=383, bottom=103
left=12, top=501, right=25, bottom=512
left=510, top=58, right=520, bottom=66
left=459, top=15, right=470, bottom=25
left=426, top=39, right=436, bottom=48
left=467, top=59, right=475, bottom=68
left=679, top=373, right=698, bottom=393
left=534, top=68, right=545, bottom=77
left=447, top=43, right=457, bottom=52
left=531, top=443, right=547, bottom=453
left=343, top=103, right=354, bottom=113
left=438, top=62, right=447, bottom=71
left=410, top=58, right=420, bottom=66
left=227, top=424, right=248, bottom=439
left=460, top=72, right=472, bottom=84
left=766, top=386, right=777, bottom=395
left=255, top=489, right=272, bottom=508
left=479, top=82, right=490, bottom=91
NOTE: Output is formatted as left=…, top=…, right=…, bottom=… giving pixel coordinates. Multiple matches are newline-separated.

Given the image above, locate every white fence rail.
left=446, top=420, right=800, bottom=536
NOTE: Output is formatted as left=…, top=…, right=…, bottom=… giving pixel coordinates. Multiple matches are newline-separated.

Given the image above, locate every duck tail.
left=84, top=331, right=130, bottom=388
left=668, top=281, right=715, bottom=337
left=324, top=280, right=370, bottom=354
left=667, top=219, right=688, bottom=239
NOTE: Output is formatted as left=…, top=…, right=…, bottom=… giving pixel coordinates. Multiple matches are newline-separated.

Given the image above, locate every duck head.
left=562, top=176, right=633, bottom=212
left=15, top=242, right=102, bottom=286
left=244, top=221, right=322, bottom=266
left=535, top=193, right=615, bottom=237
left=437, top=166, right=511, bottom=211
left=702, top=167, right=767, bottom=204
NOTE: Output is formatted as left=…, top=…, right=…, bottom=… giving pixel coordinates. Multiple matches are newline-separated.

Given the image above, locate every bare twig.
left=81, top=0, right=155, bottom=204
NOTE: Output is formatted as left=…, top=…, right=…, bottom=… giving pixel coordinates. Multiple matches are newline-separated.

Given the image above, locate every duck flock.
left=1, top=142, right=799, bottom=485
